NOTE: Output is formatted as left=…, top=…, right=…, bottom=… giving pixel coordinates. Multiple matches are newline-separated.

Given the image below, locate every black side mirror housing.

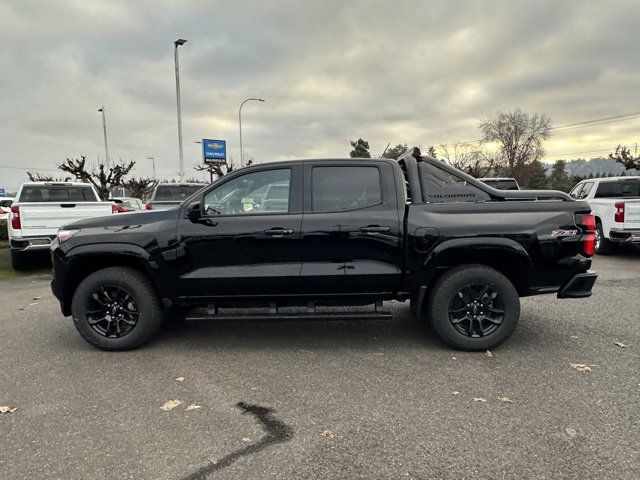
left=186, top=202, right=202, bottom=222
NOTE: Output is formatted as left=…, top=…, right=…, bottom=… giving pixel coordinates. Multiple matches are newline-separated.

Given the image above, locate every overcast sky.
left=1, top=0, right=639, bottom=189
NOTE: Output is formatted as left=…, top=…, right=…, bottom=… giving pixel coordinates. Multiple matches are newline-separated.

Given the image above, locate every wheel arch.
left=60, top=244, right=171, bottom=316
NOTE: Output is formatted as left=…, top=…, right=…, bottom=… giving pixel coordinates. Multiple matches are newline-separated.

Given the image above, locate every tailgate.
left=623, top=200, right=640, bottom=229
left=19, top=203, right=112, bottom=236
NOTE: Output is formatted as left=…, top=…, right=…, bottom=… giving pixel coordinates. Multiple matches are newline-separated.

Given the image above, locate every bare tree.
left=58, top=156, right=135, bottom=200
left=122, top=178, right=158, bottom=200
left=194, top=156, right=251, bottom=182
left=610, top=144, right=640, bottom=171
left=439, top=144, right=505, bottom=178
left=479, top=109, right=552, bottom=183
left=27, top=172, right=71, bottom=182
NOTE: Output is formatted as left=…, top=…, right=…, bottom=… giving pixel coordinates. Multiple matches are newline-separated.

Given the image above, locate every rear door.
left=299, top=161, right=403, bottom=295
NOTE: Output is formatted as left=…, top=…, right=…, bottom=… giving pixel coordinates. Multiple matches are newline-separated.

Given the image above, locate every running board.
left=185, top=301, right=392, bottom=321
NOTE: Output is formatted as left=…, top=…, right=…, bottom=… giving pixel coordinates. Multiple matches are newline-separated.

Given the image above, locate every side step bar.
left=185, top=301, right=392, bottom=321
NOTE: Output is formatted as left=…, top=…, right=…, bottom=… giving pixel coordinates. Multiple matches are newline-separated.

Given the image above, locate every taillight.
left=10, top=205, right=21, bottom=229
left=576, top=213, right=596, bottom=257
left=614, top=202, right=625, bottom=223
left=111, top=203, right=118, bottom=214
left=145, top=203, right=152, bottom=210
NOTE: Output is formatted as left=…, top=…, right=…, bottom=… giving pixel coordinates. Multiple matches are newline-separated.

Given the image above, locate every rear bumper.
left=609, top=229, right=640, bottom=243
left=557, top=270, right=597, bottom=298
left=10, top=235, right=55, bottom=251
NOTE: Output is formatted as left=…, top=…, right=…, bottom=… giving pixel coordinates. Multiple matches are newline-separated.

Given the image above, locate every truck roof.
left=590, top=176, right=640, bottom=182
left=19, top=181, right=94, bottom=186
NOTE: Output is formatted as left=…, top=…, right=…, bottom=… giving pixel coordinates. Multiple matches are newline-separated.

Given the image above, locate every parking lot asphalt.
left=1, top=249, right=639, bottom=480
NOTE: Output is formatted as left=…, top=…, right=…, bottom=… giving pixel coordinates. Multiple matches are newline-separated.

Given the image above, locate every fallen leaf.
left=614, top=341, right=628, bottom=349
left=451, top=391, right=460, bottom=396
left=485, top=350, right=493, bottom=358
left=452, top=356, right=457, bottom=360
left=18, top=307, right=25, bottom=311
left=186, top=404, right=201, bottom=411
left=473, top=397, right=487, bottom=402
left=371, top=352, right=384, bottom=356
left=174, top=376, right=186, bottom=382
left=570, top=335, right=579, bottom=339
left=498, top=396, right=514, bottom=403
left=241, top=437, right=251, bottom=442
left=570, top=363, right=593, bottom=372
left=160, top=400, right=182, bottom=411
left=0, top=406, right=18, bottom=414
left=29, top=303, right=38, bottom=306
left=321, top=430, right=337, bottom=438
left=565, top=427, right=577, bottom=438
left=33, top=296, right=42, bottom=300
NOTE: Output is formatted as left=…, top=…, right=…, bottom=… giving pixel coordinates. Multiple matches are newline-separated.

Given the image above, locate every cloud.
left=0, top=0, right=639, bottom=188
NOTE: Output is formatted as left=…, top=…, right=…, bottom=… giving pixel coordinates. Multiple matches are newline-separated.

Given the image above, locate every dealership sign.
left=202, top=139, right=226, bottom=164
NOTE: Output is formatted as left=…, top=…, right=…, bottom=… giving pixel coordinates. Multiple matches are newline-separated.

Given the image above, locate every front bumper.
left=609, top=229, right=640, bottom=243
left=557, top=270, right=597, bottom=298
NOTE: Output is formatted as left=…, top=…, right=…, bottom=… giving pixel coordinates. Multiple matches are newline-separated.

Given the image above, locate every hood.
left=65, top=207, right=180, bottom=230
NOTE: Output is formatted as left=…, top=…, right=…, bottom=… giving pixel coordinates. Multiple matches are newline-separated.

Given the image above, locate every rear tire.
left=71, top=267, right=163, bottom=351
left=427, top=265, right=520, bottom=351
left=10, top=250, right=28, bottom=271
left=594, top=221, right=614, bottom=255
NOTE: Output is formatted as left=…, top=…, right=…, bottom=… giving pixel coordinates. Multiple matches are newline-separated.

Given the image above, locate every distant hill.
left=545, top=157, right=639, bottom=177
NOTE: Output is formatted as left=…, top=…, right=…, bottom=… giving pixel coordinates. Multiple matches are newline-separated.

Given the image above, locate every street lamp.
left=239, top=98, right=265, bottom=167
left=97, top=106, right=110, bottom=169
left=146, top=156, right=156, bottom=179
left=174, top=38, right=187, bottom=182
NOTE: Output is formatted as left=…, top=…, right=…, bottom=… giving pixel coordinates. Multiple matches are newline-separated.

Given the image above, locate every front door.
left=176, top=165, right=303, bottom=299
left=299, top=162, right=403, bottom=296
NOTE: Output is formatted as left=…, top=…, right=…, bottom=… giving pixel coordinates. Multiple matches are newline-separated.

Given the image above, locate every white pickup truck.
left=569, top=176, right=640, bottom=254
left=7, top=182, right=115, bottom=269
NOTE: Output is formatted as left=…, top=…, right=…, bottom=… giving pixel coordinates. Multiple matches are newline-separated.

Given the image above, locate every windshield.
left=153, top=185, right=203, bottom=201
left=18, top=185, right=98, bottom=202
left=594, top=180, right=640, bottom=198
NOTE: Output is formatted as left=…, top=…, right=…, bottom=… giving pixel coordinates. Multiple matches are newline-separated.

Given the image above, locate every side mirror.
left=185, top=202, right=201, bottom=222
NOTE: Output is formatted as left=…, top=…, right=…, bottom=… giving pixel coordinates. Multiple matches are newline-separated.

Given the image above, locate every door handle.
left=264, top=228, right=295, bottom=236
left=360, top=225, right=391, bottom=233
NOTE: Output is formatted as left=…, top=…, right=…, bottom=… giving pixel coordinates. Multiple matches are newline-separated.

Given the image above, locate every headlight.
left=58, top=229, right=80, bottom=244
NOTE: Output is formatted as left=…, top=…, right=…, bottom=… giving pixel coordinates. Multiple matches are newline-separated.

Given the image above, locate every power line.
left=440, top=110, right=640, bottom=148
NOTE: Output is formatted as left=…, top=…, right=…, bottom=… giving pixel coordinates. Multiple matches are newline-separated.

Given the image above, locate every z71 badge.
left=551, top=229, right=578, bottom=237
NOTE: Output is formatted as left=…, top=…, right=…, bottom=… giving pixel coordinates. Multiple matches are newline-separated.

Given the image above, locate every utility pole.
left=97, top=106, right=110, bottom=169
left=174, top=39, right=187, bottom=182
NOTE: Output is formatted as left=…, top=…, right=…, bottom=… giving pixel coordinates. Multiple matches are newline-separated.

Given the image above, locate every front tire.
left=71, top=267, right=163, bottom=350
left=427, top=265, right=520, bottom=351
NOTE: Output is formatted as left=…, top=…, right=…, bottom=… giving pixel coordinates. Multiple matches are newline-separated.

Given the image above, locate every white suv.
left=569, top=176, right=640, bottom=254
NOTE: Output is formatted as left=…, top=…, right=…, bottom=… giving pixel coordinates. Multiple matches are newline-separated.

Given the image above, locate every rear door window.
left=153, top=185, right=204, bottom=201
left=311, top=166, right=382, bottom=212
left=19, top=185, right=98, bottom=202
left=578, top=182, right=594, bottom=199
left=594, top=180, right=640, bottom=198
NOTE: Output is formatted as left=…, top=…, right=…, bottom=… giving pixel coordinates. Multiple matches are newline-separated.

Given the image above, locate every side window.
left=578, top=182, right=593, bottom=199
left=203, top=169, right=290, bottom=215
left=418, top=163, right=490, bottom=203
left=312, top=166, right=382, bottom=212
left=569, top=183, right=583, bottom=199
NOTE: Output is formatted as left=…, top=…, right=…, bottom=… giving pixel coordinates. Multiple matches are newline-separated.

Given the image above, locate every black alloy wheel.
left=448, top=284, right=505, bottom=337
left=86, top=286, right=139, bottom=338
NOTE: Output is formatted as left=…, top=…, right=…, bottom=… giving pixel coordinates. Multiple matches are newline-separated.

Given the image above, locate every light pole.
left=239, top=98, right=265, bottom=167
left=146, top=156, right=156, bottom=179
left=174, top=38, right=187, bottom=181
left=97, top=106, right=110, bottom=169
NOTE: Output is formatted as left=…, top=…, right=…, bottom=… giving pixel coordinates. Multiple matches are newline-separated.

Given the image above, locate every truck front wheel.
left=71, top=267, right=163, bottom=351
left=427, top=265, right=520, bottom=351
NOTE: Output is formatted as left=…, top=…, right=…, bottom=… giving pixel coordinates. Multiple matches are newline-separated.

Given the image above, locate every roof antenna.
left=380, top=143, right=391, bottom=158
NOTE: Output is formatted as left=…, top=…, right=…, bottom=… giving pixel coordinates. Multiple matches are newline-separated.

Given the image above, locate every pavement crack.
left=182, top=402, right=294, bottom=480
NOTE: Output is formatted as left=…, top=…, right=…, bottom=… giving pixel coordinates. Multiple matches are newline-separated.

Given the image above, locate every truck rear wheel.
left=10, top=250, right=28, bottom=271
left=427, top=265, right=520, bottom=351
left=71, top=267, right=163, bottom=351
left=594, top=221, right=614, bottom=255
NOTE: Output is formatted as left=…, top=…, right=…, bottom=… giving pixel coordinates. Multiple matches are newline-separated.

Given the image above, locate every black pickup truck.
left=51, top=148, right=597, bottom=351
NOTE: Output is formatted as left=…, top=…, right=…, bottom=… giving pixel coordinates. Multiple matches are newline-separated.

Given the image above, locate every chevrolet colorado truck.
left=51, top=148, right=597, bottom=351
left=569, top=176, right=640, bottom=254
